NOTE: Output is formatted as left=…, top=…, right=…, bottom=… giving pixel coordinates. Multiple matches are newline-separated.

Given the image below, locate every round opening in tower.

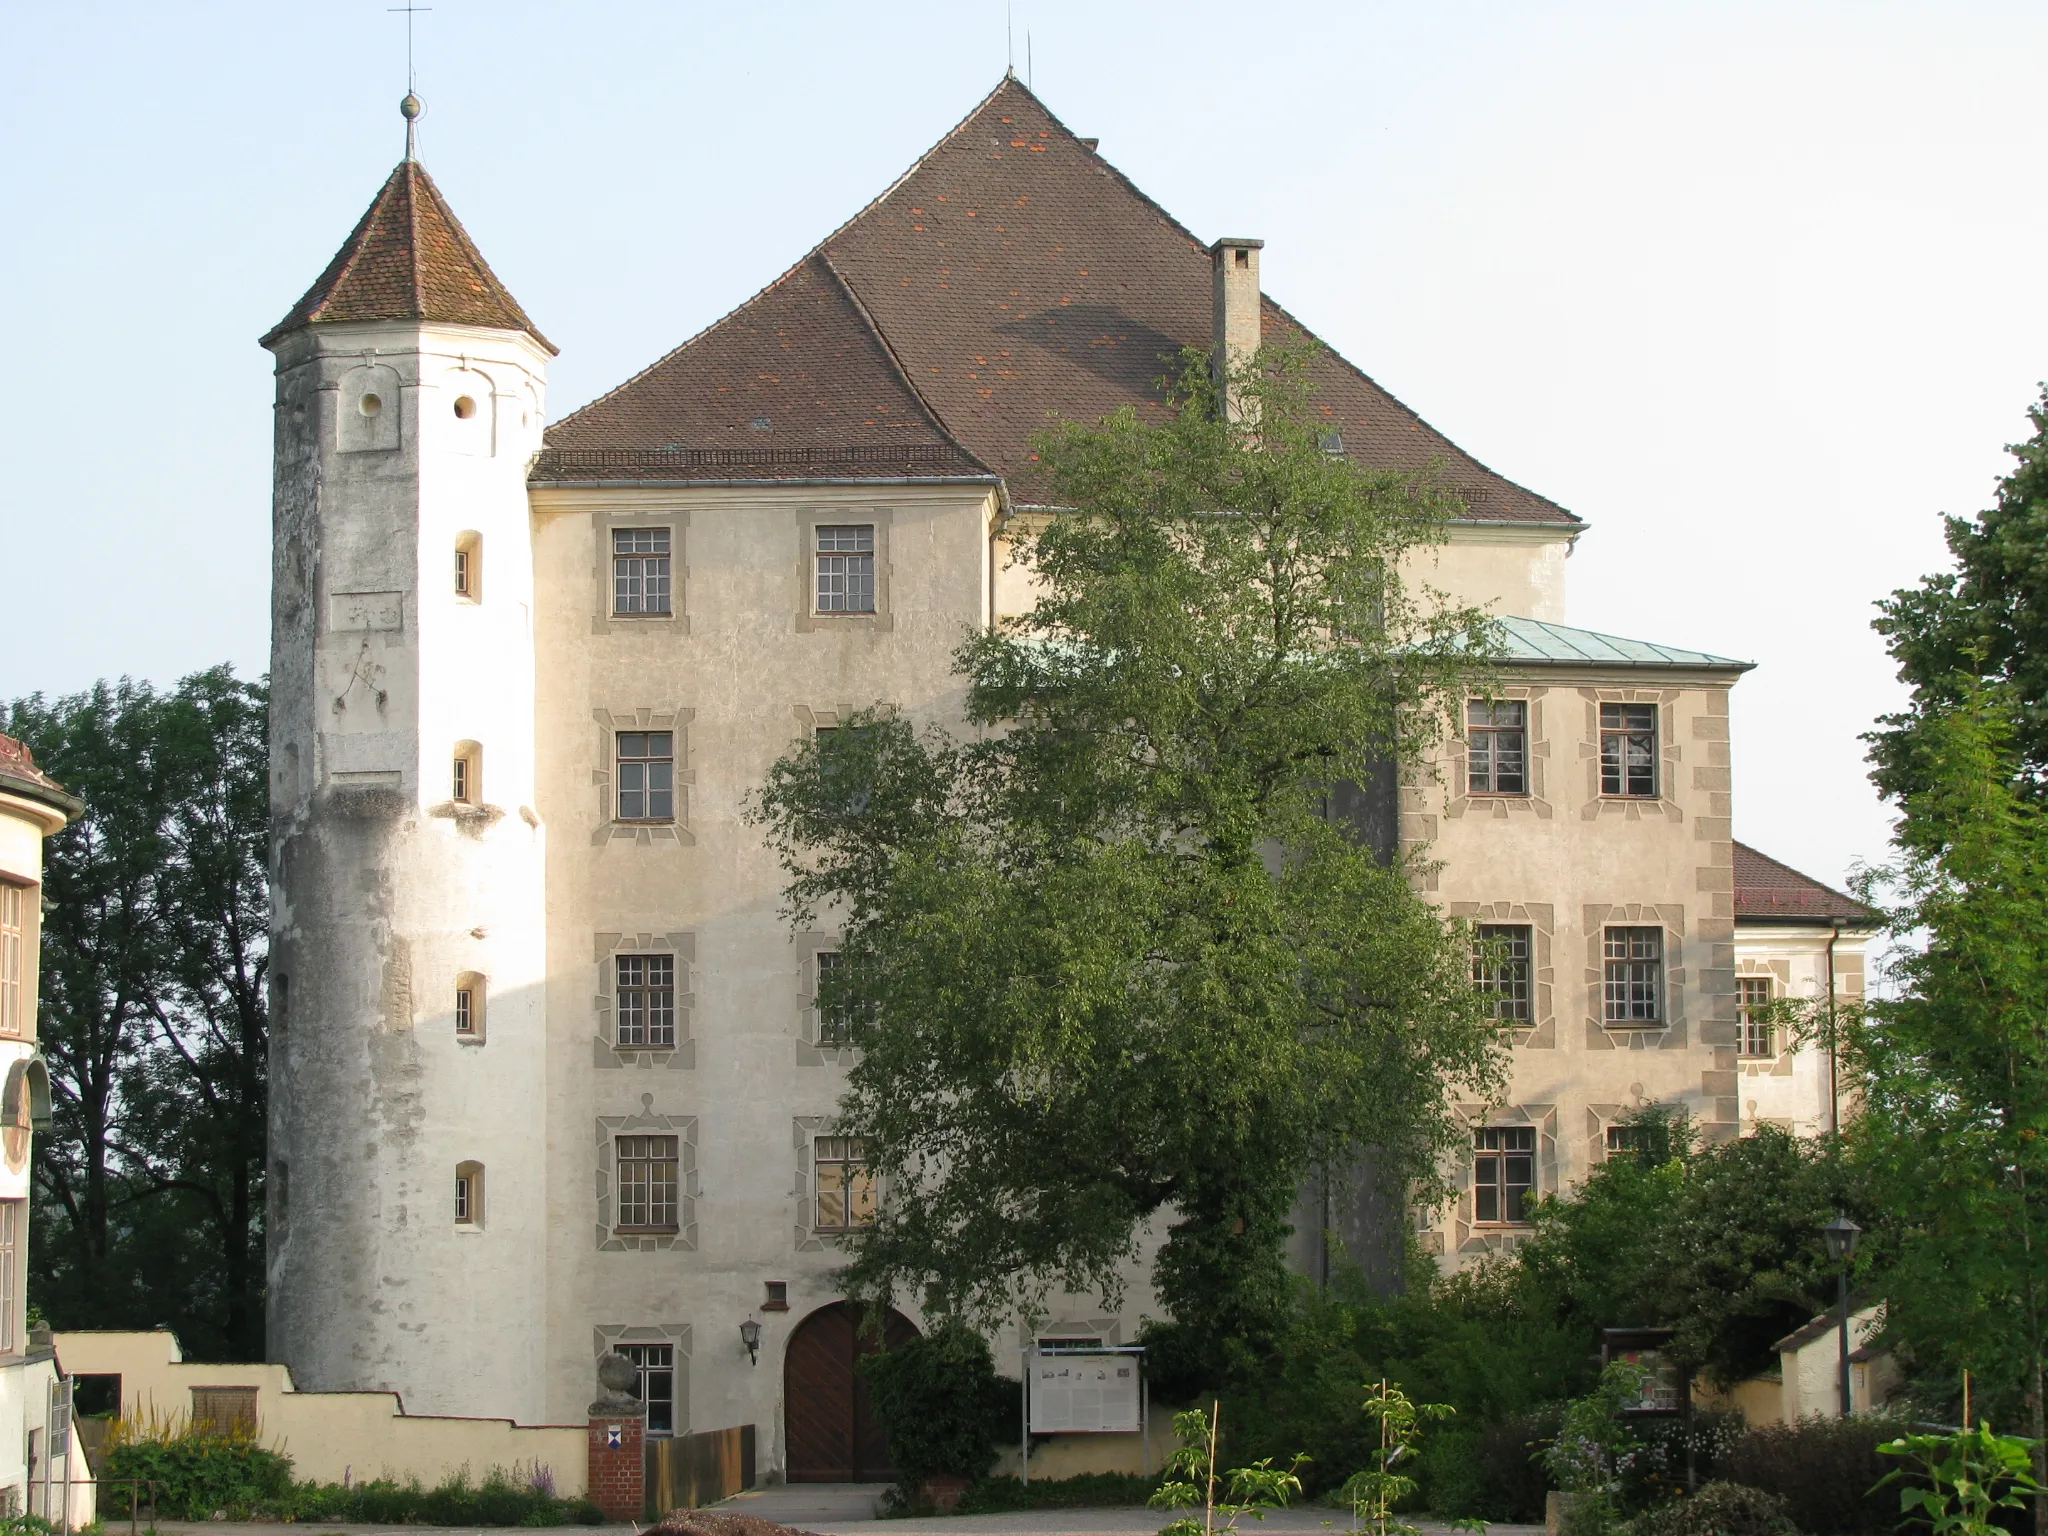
left=453, top=396, right=477, bottom=420
left=359, top=393, right=383, bottom=417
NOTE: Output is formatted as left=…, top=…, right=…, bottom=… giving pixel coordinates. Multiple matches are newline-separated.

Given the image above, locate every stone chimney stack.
left=1210, top=237, right=1264, bottom=421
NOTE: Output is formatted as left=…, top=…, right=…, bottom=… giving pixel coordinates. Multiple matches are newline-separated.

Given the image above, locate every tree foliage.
left=753, top=348, right=1510, bottom=1343
left=6, top=666, right=268, bottom=1358
left=1871, top=386, right=2048, bottom=800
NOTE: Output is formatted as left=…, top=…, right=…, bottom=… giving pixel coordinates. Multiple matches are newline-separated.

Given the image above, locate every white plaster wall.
left=1401, top=525, right=1576, bottom=624
left=1416, top=673, right=1745, bottom=1262
left=1734, top=927, right=1869, bottom=1140
left=267, top=320, right=553, bottom=1422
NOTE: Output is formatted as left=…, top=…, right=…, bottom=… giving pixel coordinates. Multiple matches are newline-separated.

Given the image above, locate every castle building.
left=264, top=77, right=1872, bottom=1477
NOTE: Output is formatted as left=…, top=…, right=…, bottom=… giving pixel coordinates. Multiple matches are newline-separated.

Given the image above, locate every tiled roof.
left=262, top=160, right=553, bottom=353
left=0, top=733, right=82, bottom=820
left=1494, top=617, right=1753, bottom=670
left=1734, top=842, right=1877, bottom=927
left=540, top=76, right=1576, bottom=519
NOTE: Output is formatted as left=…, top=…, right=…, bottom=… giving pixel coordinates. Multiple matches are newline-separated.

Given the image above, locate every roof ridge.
left=1260, top=292, right=1579, bottom=526
left=818, top=251, right=991, bottom=474
left=406, top=162, right=424, bottom=323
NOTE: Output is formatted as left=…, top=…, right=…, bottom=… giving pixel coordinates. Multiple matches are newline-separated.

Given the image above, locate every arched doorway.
left=783, top=1301, right=919, bottom=1481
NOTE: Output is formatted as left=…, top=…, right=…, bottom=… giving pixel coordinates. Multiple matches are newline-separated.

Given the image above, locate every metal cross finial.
left=389, top=4, right=432, bottom=159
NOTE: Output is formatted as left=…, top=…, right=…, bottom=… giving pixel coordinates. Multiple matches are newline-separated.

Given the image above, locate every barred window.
left=815, top=525, right=876, bottom=613
left=1467, top=700, right=1527, bottom=795
left=815, top=952, right=854, bottom=1046
left=1600, top=704, right=1658, bottom=797
left=1473, top=1127, right=1535, bottom=1224
left=1603, top=926, right=1664, bottom=1024
left=616, top=1135, right=680, bottom=1231
left=814, top=1136, right=877, bottom=1231
left=1738, top=976, right=1775, bottom=1057
left=616, top=733, right=675, bottom=822
left=0, top=884, right=22, bottom=1036
left=618, top=1343, right=676, bottom=1437
left=613, top=528, right=672, bottom=615
left=1472, top=924, right=1533, bottom=1022
left=617, top=955, right=677, bottom=1048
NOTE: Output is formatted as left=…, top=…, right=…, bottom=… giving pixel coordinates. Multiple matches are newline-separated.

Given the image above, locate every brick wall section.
left=587, top=1414, right=646, bottom=1521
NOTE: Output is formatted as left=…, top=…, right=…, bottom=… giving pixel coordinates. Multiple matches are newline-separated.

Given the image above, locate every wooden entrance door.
left=783, top=1301, right=919, bottom=1481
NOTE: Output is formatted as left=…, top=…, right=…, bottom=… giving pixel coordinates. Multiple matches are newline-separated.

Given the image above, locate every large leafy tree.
left=7, top=666, right=268, bottom=1359
left=1871, top=387, right=2048, bottom=800
left=1846, top=685, right=2048, bottom=1512
left=754, top=350, right=1511, bottom=1356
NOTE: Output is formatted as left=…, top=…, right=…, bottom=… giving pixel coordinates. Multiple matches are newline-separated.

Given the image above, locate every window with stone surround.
left=615, top=733, right=675, bottom=822
left=1599, top=704, right=1658, bottom=797
left=618, top=1343, right=676, bottom=1437
left=1603, top=926, right=1664, bottom=1024
left=813, top=1136, right=877, bottom=1232
left=1738, top=976, right=1775, bottom=1057
left=815, top=526, right=876, bottom=614
left=1466, top=701, right=1527, bottom=795
left=814, top=952, right=860, bottom=1047
left=1473, top=1127, right=1535, bottom=1224
left=1471, top=924, right=1532, bottom=1022
left=616, top=955, right=677, bottom=1048
left=616, top=1135, right=680, bottom=1232
left=613, top=528, right=672, bottom=616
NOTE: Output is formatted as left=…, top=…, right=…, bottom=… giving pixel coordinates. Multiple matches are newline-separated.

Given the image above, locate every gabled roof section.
left=539, top=75, right=1576, bottom=517
left=1734, top=842, right=1879, bottom=927
left=535, top=254, right=986, bottom=483
left=1494, top=617, right=1753, bottom=671
left=262, top=160, right=553, bottom=353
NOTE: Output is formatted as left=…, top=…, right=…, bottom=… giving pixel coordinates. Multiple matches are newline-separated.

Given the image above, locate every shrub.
left=1623, top=1481, right=1799, bottom=1536
left=1619, top=1411, right=1747, bottom=1511
left=860, top=1320, right=1015, bottom=1486
left=1718, top=1416, right=1898, bottom=1536
left=101, top=1425, right=293, bottom=1517
left=1440, top=1408, right=1559, bottom=1522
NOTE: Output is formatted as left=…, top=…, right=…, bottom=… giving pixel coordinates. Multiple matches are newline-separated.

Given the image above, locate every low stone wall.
left=53, top=1332, right=587, bottom=1497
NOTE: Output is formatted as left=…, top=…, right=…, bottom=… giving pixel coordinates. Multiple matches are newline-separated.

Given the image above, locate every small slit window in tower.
left=452, top=741, right=481, bottom=805
left=455, top=972, right=486, bottom=1042
left=455, top=532, right=481, bottom=600
left=455, top=1161, right=485, bottom=1228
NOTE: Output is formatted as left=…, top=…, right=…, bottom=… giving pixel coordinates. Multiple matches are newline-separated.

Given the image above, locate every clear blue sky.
left=5, top=1, right=2045, bottom=895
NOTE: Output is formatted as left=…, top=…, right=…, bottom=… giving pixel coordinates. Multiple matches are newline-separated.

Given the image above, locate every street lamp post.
left=1822, top=1216, right=1863, bottom=1417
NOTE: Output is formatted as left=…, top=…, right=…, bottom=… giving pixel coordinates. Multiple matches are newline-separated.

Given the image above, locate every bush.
left=860, top=1321, right=1015, bottom=1486
left=102, top=1427, right=293, bottom=1517
left=1624, top=1481, right=1799, bottom=1536
left=1718, top=1417, right=1898, bottom=1536
left=1437, top=1408, right=1560, bottom=1522
left=1619, top=1411, right=1747, bottom=1511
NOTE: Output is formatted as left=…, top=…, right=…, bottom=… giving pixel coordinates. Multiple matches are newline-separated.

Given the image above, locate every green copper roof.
left=1495, top=617, right=1753, bottom=671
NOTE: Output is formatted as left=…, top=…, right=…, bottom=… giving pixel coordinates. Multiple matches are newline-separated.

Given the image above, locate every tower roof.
left=536, top=76, right=1574, bottom=518
left=262, top=159, right=553, bottom=353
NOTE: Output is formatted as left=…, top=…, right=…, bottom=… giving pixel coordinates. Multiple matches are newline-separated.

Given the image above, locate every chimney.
left=1210, top=237, right=1263, bottom=421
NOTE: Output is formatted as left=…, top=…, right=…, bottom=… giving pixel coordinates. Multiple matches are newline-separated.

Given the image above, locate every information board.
left=1028, top=1351, right=1141, bottom=1433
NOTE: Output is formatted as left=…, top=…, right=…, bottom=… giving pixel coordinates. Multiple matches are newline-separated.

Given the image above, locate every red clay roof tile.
left=1733, top=842, right=1877, bottom=926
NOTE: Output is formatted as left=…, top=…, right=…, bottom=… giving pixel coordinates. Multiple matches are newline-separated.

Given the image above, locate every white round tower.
left=263, top=114, right=554, bottom=1420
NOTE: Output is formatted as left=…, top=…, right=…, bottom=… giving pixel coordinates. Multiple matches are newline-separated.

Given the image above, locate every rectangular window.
left=1600, top=704, right=1658, bottom=797
left=454, top=548, right=471, bottom=597
left=1471, top=924, right=1533, bottom=1023
left=814, top=1136, right=877, bottom=1231
left=189, top=1386, right=258, bottom=1438
left=0, top=884, right=22, bottom=1036
left=1466, top=700, right=1528, bottom=795
left=616, top=1135, right=680, bottom=1231
left=815, top=951, right=853, bottom=1046
left=815, top=525, right=876, bottom=614
left=617, top=1343, right=676, bottom=1437
left=451, top=756, right=469, bottom=803
left=1473, top=1127, right=1535, bottom=1224
left=1738, top=976, right=1775, bottom=1057
left=0, top=1201, right=16, bottom=1353
left=1603, top=926, right=1664, bottom=1024
left=1605, top=1124, right=1645, bottom=1156
left=615, top=733, right=675, bottom=822
left=613, top=528, right=672, bottom=615
left=616, top=955, right=677, bottom=1048
left=455, top=1172, right=474, bottom=1223
left=454, top=988, right=474, bottom=1037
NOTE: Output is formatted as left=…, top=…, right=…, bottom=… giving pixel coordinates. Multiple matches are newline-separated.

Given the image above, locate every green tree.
left=1871, top=387, right=2048, bottom=801
left=7, top=666, right=269, bottom=1358
left=1845, top=684, right=2048, bottom=1518
left=753, top=348, right=1510, bottom=1352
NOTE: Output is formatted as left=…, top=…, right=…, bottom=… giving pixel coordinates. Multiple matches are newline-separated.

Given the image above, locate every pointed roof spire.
left=260, top=144, right=553, bottom=353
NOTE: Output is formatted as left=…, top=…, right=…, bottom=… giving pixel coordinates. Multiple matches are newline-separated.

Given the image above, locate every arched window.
left=452, top=741, right=482, bottom=806
left=454, top=531, right=482, bottom=602
left=455, top=972, right=486, bottom=1042
left=455, top=1161, right=486, bottom=1229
